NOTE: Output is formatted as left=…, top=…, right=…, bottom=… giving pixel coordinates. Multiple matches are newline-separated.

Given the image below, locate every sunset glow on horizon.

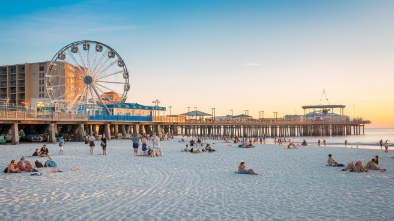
left=1, top=0, right=393, bottom=127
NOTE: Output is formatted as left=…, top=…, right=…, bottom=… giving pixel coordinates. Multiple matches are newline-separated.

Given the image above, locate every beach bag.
left=4, top=167, right=8, bottom=173
left=44, top=160, right=57, bottom=167
left=35, top=160, right=44, bottom=168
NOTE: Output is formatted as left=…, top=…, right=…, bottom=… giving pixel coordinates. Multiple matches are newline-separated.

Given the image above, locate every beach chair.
left=0, top=136, right=6, bottom=145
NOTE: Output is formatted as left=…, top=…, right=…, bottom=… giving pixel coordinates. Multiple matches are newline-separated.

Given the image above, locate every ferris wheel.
left=45, top=40, right=130, bottom=114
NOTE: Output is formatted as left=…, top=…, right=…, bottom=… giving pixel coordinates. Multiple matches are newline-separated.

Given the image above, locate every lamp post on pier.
left=187, top=107, right=190, bottom=120
left=152, top=99, right=160, bottom=119
left=230, top=109, right=233, bottom=120
left=168, top=106, right=172, bottom=116
left=273, top=111, right=278, bottom=121
left=211, top=108, right=215, bottom=123
left=244, top=110, right=249, bottom=121
left=194, top=107, right=197, bottom=121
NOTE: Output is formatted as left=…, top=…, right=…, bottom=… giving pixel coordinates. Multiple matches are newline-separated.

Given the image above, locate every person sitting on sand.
left=327, top=154, right=337, bottom=165
left=288, top=141, right=297, bottom=149
left=17, top=156, right=35, bottom=172
left=345, top=160, right=368, bottom=172
left=375, top=156, right=379, bottom=165
left=205, top=144, right=215, bottom=152
left=192, top=144, right=201, bottom=153
left=146, top=146, right=153, bottom=157
left=17, top=156, right=28, bottom=172
left=301, top=140, right=308, bottom=146
left=365, top=159, right=380, bottom=170
left=365, top=158, right=387, bottom=172
left=40, top=144, right=51, bottom=159
left=237, top=160, right=258, bottom=175
left=32, top=148, right=40, bottom=156
left=182, top=144, right=189, bottom=152
left=6, top=160, right=20, bottom=173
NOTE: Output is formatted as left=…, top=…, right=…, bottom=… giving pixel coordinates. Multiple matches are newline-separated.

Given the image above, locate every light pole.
left=244, top=110, right=249, bottom=121
left=211, top=108, right=215, bottom=122
left=168, top=106, right=172, bottom=116
left=273, top=111, right=277, bottom=121
left=230, top=109, right=233, bottom=121
left=152, top=99, right=160, bottom=118
left=259, top=111, right=264, bottom=119
left=194, top=107, right=197, bottom=121
left=187, top=107, right=190, bottom=120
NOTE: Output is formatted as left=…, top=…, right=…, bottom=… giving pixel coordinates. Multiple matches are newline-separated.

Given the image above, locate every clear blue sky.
left=1, top=0, right=393, bottom=127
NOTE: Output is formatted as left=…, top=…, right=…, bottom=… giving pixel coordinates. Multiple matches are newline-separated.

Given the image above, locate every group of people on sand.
left=182, top=137, right=216, bottom=153
left=379, top=139, right=390, bottom=153
left=5, top=156, right=36, bottom=173
left=183, top=143, right=215, bottom=153
left=4, top=144, right=56, bottom=174
left=84, top=133, right=108, bottom=155
left=32, top=144, right=52, bottom=159
left=327, top=154, right=386, bottom=172
left=131, top=132, right=163, bottom=157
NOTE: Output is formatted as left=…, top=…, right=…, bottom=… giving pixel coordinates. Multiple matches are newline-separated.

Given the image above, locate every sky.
left=1, top=0, right=393, bottom=127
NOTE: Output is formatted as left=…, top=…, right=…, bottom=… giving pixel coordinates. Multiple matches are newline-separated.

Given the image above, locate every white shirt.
left=152, top=136, right=160, bottom=148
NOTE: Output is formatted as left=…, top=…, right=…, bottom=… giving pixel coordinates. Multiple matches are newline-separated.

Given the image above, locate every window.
left=19, top=66, right=25, bottom=72
left=10, top=67, right=16, bottom=73
left=39, top=66, right=44, bottom=71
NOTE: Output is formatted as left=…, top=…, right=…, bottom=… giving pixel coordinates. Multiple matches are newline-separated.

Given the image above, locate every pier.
left=0, top=110, right=370, bottom=145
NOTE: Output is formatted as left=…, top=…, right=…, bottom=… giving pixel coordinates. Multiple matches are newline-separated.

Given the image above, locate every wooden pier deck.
left=0, top=110, right=370, bottom=144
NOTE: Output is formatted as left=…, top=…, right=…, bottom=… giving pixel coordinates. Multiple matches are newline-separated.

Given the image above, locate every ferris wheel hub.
left=83, top=76, right=93, bottom=85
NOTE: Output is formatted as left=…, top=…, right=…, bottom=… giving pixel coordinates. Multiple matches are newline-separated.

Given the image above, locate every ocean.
left=273, top=127, right=394, bottom=150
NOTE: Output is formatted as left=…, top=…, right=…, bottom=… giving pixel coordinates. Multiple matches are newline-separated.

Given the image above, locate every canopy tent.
left=181, top=110, right=212, bottom=117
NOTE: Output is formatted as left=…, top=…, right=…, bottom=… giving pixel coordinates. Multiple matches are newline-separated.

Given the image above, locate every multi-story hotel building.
left=0, top=62, right=51, bottom=109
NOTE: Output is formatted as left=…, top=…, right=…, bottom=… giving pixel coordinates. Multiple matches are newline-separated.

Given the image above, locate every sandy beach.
left=1, top=137, right=393, bottom=221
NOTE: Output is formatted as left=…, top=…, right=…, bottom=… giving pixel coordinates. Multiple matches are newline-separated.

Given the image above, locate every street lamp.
left=211, top=108, right=215, bottom=122
left=168, top=106, right=172, bottom=116
left=187, top=107, right=190, bottom=120
left=259, top=111, right=264, bottom=119
left=152, top=99, right=160, bottom=117
left=194, top=107, right=197, bottom=121
left=244, top=110, right=249, bottom=121
left=273, top=111, right=278, bottom=121
left=230, top=109, right=233, bottom=120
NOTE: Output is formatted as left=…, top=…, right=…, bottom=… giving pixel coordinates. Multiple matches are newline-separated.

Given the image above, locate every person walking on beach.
left=323, top=140, right=326, bottom=146
left=132, top=133, right=140, bottom=156
left=151, top=132, right=162, bottom=156
left=345, top=140, right=348, bottom=148
left=89, top=134, right=96, bottom=155
left=385, top=140, right=389, bottom=153
left=318, top=139, right=321, bottom=146
left=380, top=139, right=383, bottom=149
left=58, top=135, right=65, bottom=155
left=101, top=134, right=107, bottom=155
left=85, top=135, right=89, bottom=145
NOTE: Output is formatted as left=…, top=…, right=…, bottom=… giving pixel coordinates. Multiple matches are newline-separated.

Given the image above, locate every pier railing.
left=0, top=110, right=370, bottom=125
left=0, top=110, right=89, bottom=121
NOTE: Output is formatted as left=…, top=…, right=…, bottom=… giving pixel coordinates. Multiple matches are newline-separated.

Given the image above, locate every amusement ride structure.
left=45, top=40, right=130, bottom=114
